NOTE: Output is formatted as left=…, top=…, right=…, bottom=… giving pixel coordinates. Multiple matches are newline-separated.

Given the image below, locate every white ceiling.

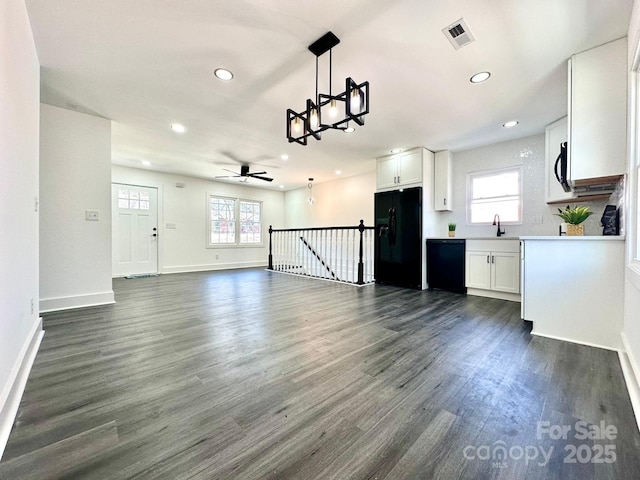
left=26, top=0, right=633, bottom=191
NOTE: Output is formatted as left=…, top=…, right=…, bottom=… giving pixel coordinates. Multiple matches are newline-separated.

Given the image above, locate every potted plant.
left=448, top=222, right=456, bottom=237
left=555, top=205, right=593, bottom=236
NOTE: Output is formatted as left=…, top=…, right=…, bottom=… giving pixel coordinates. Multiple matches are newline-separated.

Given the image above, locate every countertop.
left=428, top=236, right=625, bottom=241
left=519, top=235, right=625, bottom=241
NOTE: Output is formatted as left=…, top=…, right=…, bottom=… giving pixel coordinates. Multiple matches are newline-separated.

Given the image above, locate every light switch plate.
left=85, top=210, right=100, bottom=221
left=532, top=215, right=543, bottom=225
left=166, top=223, right=176, bottom=229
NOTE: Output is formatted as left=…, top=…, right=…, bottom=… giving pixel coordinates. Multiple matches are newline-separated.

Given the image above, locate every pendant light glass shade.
left=329, top=99, right=338, bottom=118
left=309, top=108, right=319, bottom=130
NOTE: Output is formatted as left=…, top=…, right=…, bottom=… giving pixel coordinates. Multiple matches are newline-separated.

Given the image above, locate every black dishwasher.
left=426, top=239, right=466, bottom=294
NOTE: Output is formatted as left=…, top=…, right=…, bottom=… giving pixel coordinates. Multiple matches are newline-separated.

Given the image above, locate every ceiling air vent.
left=442, top=18, right=475, bottom=50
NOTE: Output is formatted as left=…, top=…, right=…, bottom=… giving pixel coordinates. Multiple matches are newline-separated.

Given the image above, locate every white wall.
left=283, top=171, right=375, bottom=228
left=0, top=0, right=41, bottom=457
left=40, top=104, right=114, bottom=311
left=112, top=166, right=285, bottom=273
left=440, top=134, right=610, bottom=238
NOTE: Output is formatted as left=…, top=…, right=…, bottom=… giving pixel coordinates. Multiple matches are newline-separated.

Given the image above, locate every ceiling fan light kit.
left=286, top=31, right=369, bottom=145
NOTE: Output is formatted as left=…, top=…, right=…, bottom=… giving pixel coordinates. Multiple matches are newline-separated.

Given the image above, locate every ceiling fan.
left=215, top=165, right=273, bottom=182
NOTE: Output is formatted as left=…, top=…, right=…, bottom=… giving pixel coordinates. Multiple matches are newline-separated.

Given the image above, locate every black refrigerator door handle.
left=389, top=208, right=397, bottom=246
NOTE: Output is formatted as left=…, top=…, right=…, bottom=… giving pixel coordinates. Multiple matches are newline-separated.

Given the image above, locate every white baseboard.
left=0, top=317, right=44, bottom=461
left=620, top=332, right=640, bottom=432
left=39, top=291, right=115, bottom=313
left=161, top=261, right=267, bottom=274
left=466, top=288, right=521, bottom=303
left=530, top=331, right=620, bottom=352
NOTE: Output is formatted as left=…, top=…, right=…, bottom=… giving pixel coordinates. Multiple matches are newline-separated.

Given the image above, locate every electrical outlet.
left=85, top=210, right=100, bottom=221
left=34, top=196, right=39, bottom=212
left=165, top=223, right=177, bottom=229
left=30, top=297, right=34, bottom=315
left=532, top=215, right=543, bottom=225
left=215, top=254, right=219, bottom=260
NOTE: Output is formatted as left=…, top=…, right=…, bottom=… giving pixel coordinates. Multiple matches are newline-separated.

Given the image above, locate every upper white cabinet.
left=545, top=117, right=575, bottom=204
left=568, top=38, right=627, bottom=183
left=434, top=150, right=452, bottom=211
left=376, top=148, right=423, bottom=190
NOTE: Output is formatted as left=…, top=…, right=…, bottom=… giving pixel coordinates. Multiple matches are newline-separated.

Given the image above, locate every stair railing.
left=268, top=220, right=374, bottom=285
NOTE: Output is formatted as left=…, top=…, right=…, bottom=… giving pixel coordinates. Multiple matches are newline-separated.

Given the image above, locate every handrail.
left=271, top=225, right=375, bottom=233
left=268, top=220, right=374, bottom=285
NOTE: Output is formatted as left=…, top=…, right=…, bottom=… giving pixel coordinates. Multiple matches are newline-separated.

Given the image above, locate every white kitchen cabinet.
left=434, top=150, right=452, bottom=211
left=521, top=237, right=624, bottom=350
left=465, top=239, right=520, bottom=300
left=545, top=117, right=575, bottom=204
left=376, top=148, right=423, bottom=191
left=568, top=38, right=626, bottom=183
left=466, top=251, right=491, bottom=289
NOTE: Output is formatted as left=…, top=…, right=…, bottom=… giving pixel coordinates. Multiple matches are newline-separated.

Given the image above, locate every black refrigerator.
left=374, top=187, right=422, bottom=289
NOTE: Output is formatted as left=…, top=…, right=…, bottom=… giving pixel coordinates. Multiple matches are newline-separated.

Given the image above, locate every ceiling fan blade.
left=249, top=175, right=274, bottom=182
left=247, top=171, right=267, bottom=175
left=214, top=174, right=240, bottom=179
left=222, top=168, right=238, bottom=174
left=220, top=150, right=244, bottom=165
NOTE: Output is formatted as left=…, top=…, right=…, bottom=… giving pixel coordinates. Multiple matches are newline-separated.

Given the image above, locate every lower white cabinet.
left=466, top=251, right=519, bottom=293
left=521, top=237, right=624, bottom=350
left=465, top=240, right=520, bottom=299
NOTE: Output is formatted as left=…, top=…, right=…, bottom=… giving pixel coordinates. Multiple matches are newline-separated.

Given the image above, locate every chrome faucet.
left=493, top=214, right=505, bottom=237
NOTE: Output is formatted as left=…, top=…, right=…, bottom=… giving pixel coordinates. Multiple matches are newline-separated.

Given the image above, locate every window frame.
left=466, top=165, right=523, bottom=226
left=629, top=60, right=640, bottom=271
left=206, top=194, right=264, bottom=248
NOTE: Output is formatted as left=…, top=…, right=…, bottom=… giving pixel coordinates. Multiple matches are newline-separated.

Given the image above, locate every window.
left=467, top=166, right=522, bottom=224
left=208, top=195, right=262, bottom=246
left=239, top=200, right=262, bottom=244
left=209, top=197, right=236, bottom=244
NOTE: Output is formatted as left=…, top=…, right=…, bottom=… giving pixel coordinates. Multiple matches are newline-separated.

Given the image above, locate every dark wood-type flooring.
left=1, top=269, right=639, bottom=479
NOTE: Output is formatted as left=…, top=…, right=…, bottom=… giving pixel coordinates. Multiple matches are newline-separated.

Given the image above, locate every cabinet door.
left=545, top=117, right=575, bottom=204
left=491, top=252, right=520, bottom=293
left=465, top=251, right=491, bottom=289
left=376, top=156, right=398, bottom=190
left=397, top=150, right=422, bottom=186
left=569, top=38, right=627, bottom=181
left=434, top=151, right=452, bottom=211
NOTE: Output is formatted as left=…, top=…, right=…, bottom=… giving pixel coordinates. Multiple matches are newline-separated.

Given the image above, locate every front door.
left=112, top=184, right=158, bottom=277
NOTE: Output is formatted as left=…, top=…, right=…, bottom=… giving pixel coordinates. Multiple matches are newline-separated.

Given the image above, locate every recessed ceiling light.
left=171, top=123, right=186, bottom=133
left=279, top=185, right=285, bottom=189
left=214, top=68, right=234, bottom=81
left=141, top=160, right=151, bottom=166
left=344, top=126, right=355, bottom=134
left=280, top=154, right=289, bottom=160
left=503, top=120, right=519, bottom=128
left=335, top=170, right=342, bottom=175
left=470, top=71, right=491, bottom=83
left=390, top=148, right=402, bottom=154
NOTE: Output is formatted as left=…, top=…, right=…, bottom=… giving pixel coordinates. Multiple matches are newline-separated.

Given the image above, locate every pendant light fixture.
left=307, top=178, right=315, bottom=205
left=286, top=32, right=370, bottom=145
